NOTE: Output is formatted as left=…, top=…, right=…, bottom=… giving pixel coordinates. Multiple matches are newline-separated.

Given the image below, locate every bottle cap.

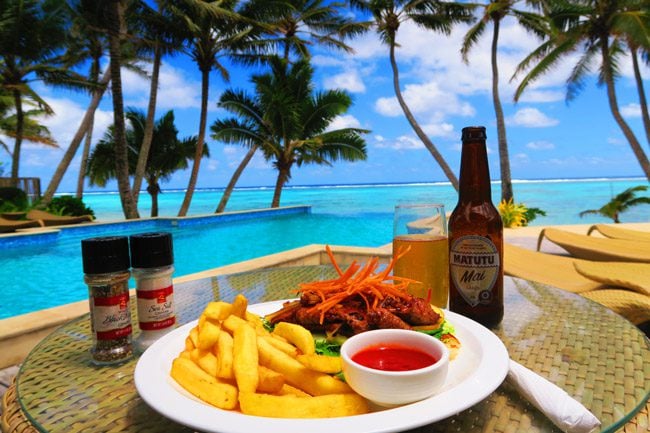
left=81, top=236, right=130, bottom=274
left=129, top=232, right=174, bottom=268
left=461, top=126, right=487, bottom=141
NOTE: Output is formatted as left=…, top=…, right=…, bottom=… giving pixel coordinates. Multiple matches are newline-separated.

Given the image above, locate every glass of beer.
left=393, top=203, right=449, bottom=307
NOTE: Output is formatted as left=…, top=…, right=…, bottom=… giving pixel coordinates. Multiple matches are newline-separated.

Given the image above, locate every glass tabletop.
left=15, top=265, right=650, bottom=433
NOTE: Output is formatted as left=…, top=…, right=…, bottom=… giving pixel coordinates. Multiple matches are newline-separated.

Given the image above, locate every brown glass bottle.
left=448, top=126, right=503, bottom=328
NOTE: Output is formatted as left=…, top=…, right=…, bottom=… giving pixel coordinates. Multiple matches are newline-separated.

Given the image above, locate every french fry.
left=233, top=323, right=259, bottom=393
left=202, top=301, right=233, bottom=321
left=189, top=326, right=199, bottom=348
left=256, top=366, right=284, bottom=394
left=222, top=314, right=248, bottom=334
left=296, top=354, right=342, bottom=374
left=196, top=350, right=219, bottom=377
left=277, top=384, right=311, bottom=397
left=171, top=358, right=238, bottom=410
left=239, top=392, right=368, bottom=418
left=184, top=336, right=194, bottom=352
left=197, top=317, right=221, bottom=350
left=178, top=350, right=192, bottom=360
left=215, top=331, right=234, bottom=380
left=260, top=335, right=299, bottom=357
left=272, top=322, right=316, bottom=355
left=231, top=294, right=248, bottom=318
left=257, top=337, right=352, bottom=396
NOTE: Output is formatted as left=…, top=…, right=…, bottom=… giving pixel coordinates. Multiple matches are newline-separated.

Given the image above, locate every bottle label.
left=450, top=235, right=500, bottom=307
left=136, top=285, right=175, bottom=331
left=92, top=292, right=133, bottom=340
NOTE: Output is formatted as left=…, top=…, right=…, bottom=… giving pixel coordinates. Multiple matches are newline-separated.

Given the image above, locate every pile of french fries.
left=172, top=294, right=369, bottom=418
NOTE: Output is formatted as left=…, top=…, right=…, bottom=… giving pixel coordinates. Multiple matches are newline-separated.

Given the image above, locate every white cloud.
left=323, top=69, right=366, bottom=93
left=517, top=90, right=565, bottom=103
left=526, top=140, right=555, bottom=150
left=35, top=97, right=113, bottom=148
left=508, top=107, right=559, bottom=127
left=327, top=114, right=362, bottom=131
left=374, top=135, right=423, bottom=150
left=122, top=62, right=201, bottom=110
left=374, top=81, right=475, bottom=119
left=422, top=122, right=455, bottom=138
left=621, top=103, right=641, bottom=118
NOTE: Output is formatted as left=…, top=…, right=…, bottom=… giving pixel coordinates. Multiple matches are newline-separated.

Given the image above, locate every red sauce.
left=351, top=344, right=438, bottom=371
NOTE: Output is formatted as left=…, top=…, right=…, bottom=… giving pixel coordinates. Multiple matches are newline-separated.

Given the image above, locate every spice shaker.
left=129, top=232, right=175, bottom=353
left=81, top=236, right=133, bottom=365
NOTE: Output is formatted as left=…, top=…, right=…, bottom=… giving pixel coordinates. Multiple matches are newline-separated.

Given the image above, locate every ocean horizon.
left=70, top=176, right=650, bottom=226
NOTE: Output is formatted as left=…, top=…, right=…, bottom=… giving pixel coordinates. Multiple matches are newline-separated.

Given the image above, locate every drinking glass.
left=393, top=203, right=449, bottom=307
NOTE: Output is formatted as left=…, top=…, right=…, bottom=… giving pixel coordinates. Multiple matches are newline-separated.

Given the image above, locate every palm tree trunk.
left=41, top=70, right=111, bottom=206
left=601, top=40, right=650, bottom=180
left=388, top=43, right=459, bottom=191
left=149, top=180, right=160, bottom=217
left=630, top=45, right=650, bottom=146
left=178, top=67, right=209, bottom=216
left=10, top=89, right=24, bottom=185
left=75, top=120, right=94, bottom=199
left=491, top=18, right=513, bottom=202
left=271, top=165, right=290, bottom=208
left=133, top=42, right=162, bottom=204
left=108, top=0, right=139, bottom=219
left=216, top=145, right=257, bottom=213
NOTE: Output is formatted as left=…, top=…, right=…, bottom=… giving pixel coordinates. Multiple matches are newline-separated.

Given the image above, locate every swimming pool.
left=1, top=207, right=391, bottom=319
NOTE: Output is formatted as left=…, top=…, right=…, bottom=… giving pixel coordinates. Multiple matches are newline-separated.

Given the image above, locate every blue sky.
left=4, top=11, right=649, bottom=193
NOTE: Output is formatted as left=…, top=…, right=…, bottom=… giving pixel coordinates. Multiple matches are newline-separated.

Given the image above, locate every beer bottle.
left=448, top=126, right=503, bottom=328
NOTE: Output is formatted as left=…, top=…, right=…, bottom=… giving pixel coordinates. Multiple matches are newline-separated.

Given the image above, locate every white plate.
left=135, top=300, right=509, bottom=433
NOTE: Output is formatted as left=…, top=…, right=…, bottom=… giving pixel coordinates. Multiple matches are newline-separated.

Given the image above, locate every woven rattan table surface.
left=10, top=266, right=650, bottom=433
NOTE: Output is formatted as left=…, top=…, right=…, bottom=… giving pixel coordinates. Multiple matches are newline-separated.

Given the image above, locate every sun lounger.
left=537, top=228, right=650, bottom=263
left=0, top=217, right=44, bottom=233
left=504, top=243, right=650, bottom=325
left=505, top=243, right=604, bottom=293
left=573, top=261, right=650, bottom=296
left=587, top=224, right=650, bottom=242
left=26, top=209, right=94, bottom=227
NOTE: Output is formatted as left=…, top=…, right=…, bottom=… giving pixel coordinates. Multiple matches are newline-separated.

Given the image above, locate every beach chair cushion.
left=574, top=261, right=650, bottom=297
left=587, top=224, right=650, bottom=242
left=537, top=228, right=650, bottom=263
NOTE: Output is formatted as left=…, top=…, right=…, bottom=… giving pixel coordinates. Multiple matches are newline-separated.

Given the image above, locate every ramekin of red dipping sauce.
left=341, top=329, right=449, bottom=407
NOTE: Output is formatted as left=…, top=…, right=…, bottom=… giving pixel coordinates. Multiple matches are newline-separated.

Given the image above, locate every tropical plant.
left=0, top=0, right=88, bottom=182
left=578, top=185, right=650, bottom=223
left=350, top=0, right=475, bottom=192
left=512, top=0, right=650, bottom=180
left=210, top=56, right=368, bottom=208
left=87, top=109, right=206, bottom=217
left=130, top=0, right=189, bottom=205
left=498, top=198, right=528, bottom=227
left=174, top=0, right=249, bottom=217
left=45, top=195, right=95, bottom=218
left=461, top=0, right=547, bottom=202
left=0, top=186, right=28, bottom=212
left=213, top=0, right=369, bottom=213
left=40, top=0, right=112, bottom=205
left=106, top=0, right=139, bottom=219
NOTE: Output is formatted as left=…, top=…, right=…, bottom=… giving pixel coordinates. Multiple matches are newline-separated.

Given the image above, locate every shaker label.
left=92, top=292, right=132, bottom=340
left=450, top=235, right=500, bottom=307
left=136, top=285, right=175, bottom=331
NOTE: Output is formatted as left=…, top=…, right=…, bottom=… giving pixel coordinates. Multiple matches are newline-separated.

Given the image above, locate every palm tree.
left=0, top=102, right=58, bottom=155
left=39, top=0, right=111, bottom=206
left=350, top=0, right=475, bottom=192
left=174, top=0, right=250, bottom=217
left=213, top=0, right=369, bottom=213
left=579, top=185, right=650, bottom=223
left=461, top=0, right=547, bottom=202
left=87, top=109, right=206, bottom=217
left=0, top=0, right=87, bottom=183
left=107, top=0, right=139, bottom=219
left=210, top=56, right=368, bottom=208
left=512, top=0, right=650, bottom=180
left=130, top=0, right=188, bottom=205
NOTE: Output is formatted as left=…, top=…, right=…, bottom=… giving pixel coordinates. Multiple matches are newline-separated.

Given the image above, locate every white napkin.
left=507, top=359, right=601, bottom=433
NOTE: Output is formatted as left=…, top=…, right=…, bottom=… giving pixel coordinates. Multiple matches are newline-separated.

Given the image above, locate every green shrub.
left=46, top=195, right=95, bottom=218
left=0, top=187, right=28, bottom=211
